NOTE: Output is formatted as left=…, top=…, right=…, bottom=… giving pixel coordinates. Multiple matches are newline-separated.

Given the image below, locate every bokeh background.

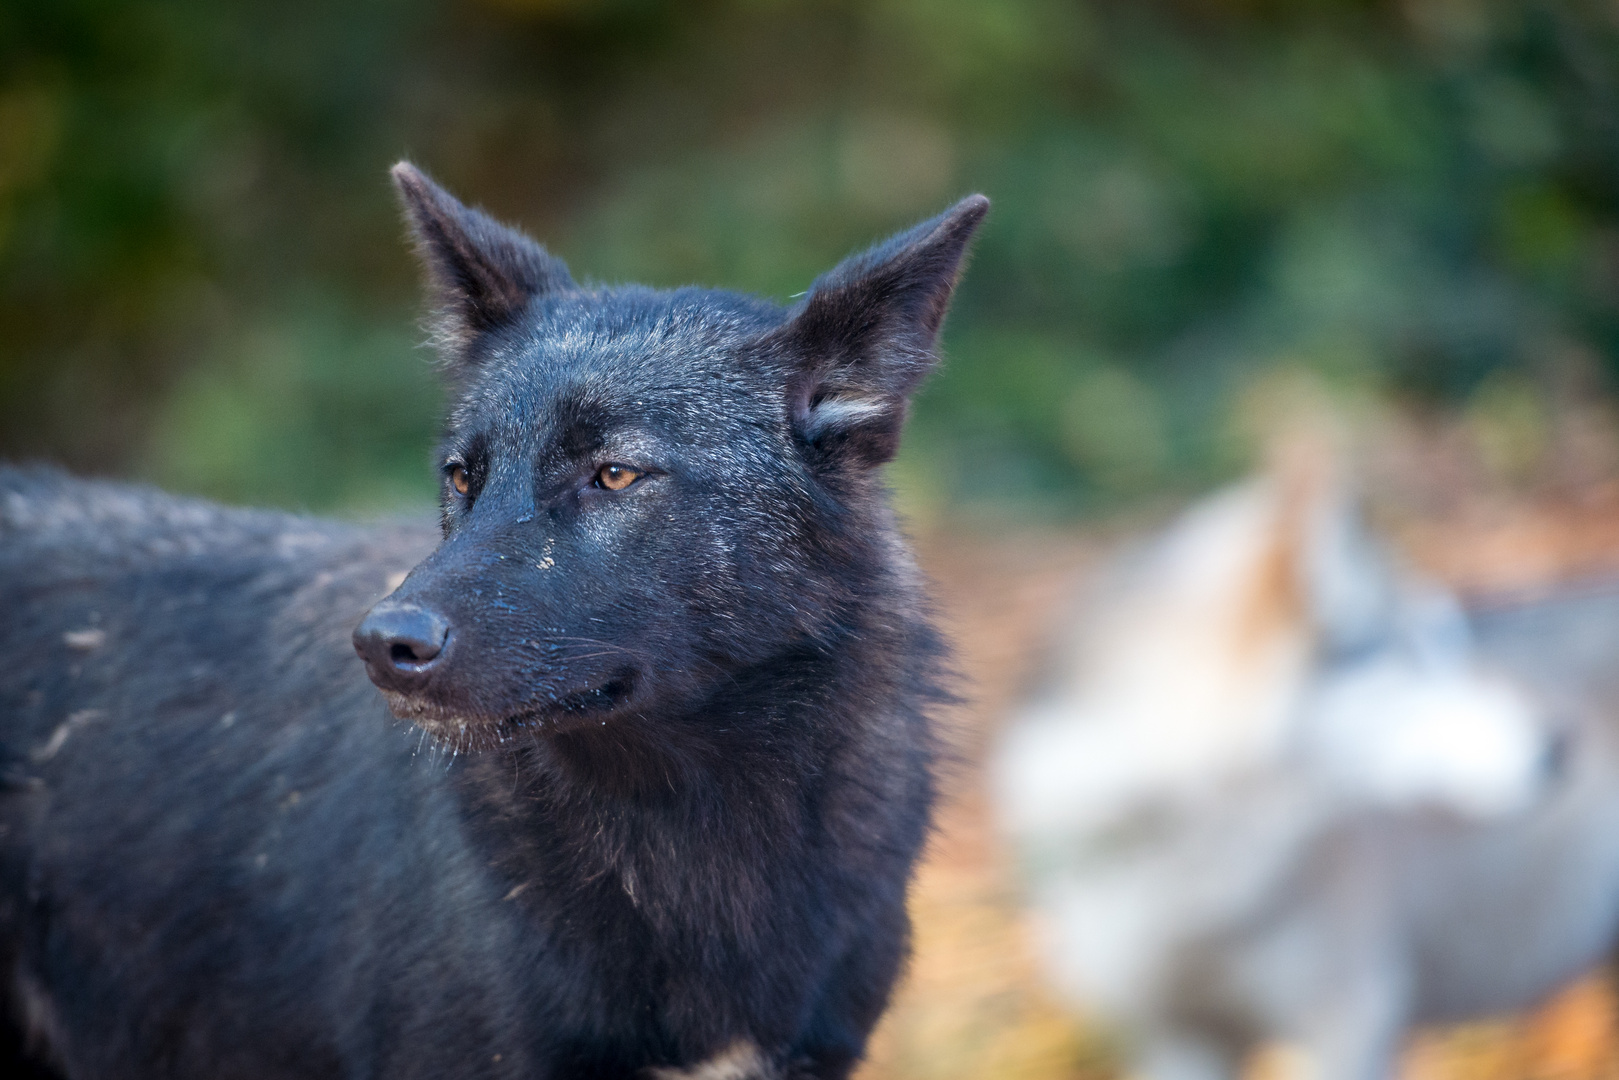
left=11, top=1, right=1619, bottom=1077
left=14, top=0, right=1619, bottom=519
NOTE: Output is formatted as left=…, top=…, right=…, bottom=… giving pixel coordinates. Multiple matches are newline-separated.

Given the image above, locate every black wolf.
left=0, top=165, right=987, bottom=1079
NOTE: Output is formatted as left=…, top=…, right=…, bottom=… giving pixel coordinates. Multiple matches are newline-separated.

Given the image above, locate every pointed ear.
left=1265, top=433, right=1401, bottom=653
left=391, top=161, right=575, bottom=366
left=776, top=194, right=988, bottom=468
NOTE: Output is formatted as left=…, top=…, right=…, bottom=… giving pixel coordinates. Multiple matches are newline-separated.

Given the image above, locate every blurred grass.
left=7, top=1, right=1619, bottom=516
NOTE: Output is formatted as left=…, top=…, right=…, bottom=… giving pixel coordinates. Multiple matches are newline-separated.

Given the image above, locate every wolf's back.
left=0, top=464, right=429, bottom=574
left=1471, top=583, right=1619, bottom=704
left=0, top=464, right=436, bottom=745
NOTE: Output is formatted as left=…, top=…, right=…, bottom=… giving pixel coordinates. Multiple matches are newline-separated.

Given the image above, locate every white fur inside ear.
left=801, top=396, right=890, bottom=438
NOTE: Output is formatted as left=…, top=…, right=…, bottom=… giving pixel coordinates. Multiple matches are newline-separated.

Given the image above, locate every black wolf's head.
left=354, top=162, right=986, bottom=746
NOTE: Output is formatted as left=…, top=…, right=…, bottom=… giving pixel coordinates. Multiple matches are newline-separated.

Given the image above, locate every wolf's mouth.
left=507, top=670, right=638, bottom=733
left=381, top=669, right=639, bottom=740
left=555, top=673, right=636, bottom=716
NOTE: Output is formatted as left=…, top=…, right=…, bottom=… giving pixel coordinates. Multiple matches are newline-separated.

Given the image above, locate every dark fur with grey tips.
left=0, top=166, right=987, bottom=1079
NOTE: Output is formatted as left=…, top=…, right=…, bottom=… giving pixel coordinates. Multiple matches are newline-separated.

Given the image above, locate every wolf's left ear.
left=391, top=161, right=575, bottom=366
left=775, top=194, right=989, bottom=468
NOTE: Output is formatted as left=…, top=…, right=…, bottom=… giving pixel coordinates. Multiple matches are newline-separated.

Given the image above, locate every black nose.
left=353, top=602, right=451, bottom=691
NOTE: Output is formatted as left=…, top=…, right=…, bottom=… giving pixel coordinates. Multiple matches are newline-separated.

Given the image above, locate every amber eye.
left=449, top=465, right=471, bottom=496
left=595, top=463, right=643, bottom=491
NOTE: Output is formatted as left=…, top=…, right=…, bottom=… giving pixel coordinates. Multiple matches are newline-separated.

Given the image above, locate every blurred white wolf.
left=994, top=466, right=1619, bottom=1080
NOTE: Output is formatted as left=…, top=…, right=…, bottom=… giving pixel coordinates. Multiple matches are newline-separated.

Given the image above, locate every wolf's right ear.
left=391, top=162, right=575, bottom=367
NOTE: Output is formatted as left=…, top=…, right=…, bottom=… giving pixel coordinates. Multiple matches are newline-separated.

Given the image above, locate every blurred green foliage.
left=4, top=0, right=1619, bottom=516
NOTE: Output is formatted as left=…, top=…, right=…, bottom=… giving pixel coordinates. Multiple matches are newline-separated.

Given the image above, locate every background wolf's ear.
left=776, top=194, right=989, bottom=468
left=391, top=161, right=575, bottom=365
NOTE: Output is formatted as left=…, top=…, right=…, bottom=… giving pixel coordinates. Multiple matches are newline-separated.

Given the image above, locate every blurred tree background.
left=4, top=0, right=1619, bottom=518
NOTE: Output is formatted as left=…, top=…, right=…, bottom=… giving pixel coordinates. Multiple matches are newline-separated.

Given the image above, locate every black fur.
left=0, top=166, right=987, bottom=1079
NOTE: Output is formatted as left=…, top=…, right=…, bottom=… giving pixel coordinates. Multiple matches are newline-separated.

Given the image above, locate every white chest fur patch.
left=644, top=1041, right=774, bottom=1080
